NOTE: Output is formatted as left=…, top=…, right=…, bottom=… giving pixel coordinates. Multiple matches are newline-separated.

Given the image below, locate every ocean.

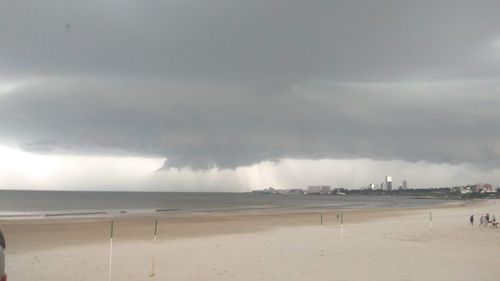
left=0, top=190, right=455, bottom=220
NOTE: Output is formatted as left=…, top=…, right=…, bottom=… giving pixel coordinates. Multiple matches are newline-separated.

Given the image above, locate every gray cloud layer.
left=1, top=1, right=500, bottom=170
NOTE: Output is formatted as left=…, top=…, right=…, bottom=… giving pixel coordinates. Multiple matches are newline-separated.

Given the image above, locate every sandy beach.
left=1, top=200, right=499, bottom=281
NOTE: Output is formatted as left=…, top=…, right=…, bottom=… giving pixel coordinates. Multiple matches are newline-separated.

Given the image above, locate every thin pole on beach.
left=320, top=214, right=323, bottom=225
left=429, top=212, right=433, bottom=231
left=340, top=212, right=343, bottom=236
left=108, top=221, right=114, bottom=281
left=150, top=219, right=158, bottom=277
left=340, top=212, right=344, bottom=253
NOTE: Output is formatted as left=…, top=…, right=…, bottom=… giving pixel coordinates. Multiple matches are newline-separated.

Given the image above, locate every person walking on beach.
left=469, top=215, right=474, bottom=225
left=0, top=229, right=6, bottom=281
left=479, top=216, right=484, bottom=227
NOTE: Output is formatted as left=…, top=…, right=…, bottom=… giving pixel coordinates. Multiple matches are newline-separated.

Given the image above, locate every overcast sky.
left=1, top=1, right=500, bottom=191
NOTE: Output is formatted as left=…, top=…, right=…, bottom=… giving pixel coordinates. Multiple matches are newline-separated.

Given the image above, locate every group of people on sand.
left=470, top=213, right=498, bottom=228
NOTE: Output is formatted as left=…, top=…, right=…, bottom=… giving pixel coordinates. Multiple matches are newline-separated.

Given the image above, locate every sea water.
left=0, top=190, right=455, bottom=220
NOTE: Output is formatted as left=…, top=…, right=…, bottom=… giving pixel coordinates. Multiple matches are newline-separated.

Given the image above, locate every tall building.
left=307, top=186, right=322, bottom=194
left=322, top=186, right=332, bottom=194
left=402, top=180, right=408, bottom=190
left=385, top=176, right=392, bottom=191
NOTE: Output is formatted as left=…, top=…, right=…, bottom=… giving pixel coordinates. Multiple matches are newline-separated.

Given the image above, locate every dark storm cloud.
left=1, top=78, right=499, bottom=169
left=1, top=1, right=500, bottom=169
left=2, top=0, right=500, bottom=81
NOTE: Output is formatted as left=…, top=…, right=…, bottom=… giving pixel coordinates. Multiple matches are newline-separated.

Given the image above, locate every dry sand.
left=1, top=200, right=499, bottom=281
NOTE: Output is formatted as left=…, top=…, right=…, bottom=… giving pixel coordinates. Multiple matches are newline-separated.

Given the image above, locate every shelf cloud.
left=1, top=1, right=500, bottom=189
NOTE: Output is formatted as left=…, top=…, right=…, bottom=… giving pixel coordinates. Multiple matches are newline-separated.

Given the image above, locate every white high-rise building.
left=402, top=180, right=408, bottom=190
left=385, top=176, right=392, bottom=191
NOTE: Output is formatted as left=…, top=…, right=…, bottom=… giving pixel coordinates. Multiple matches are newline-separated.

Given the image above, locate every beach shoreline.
left=0, top=196, right=483, bottom=225
left=1, top=199, right=498, bottom=281
left=0, top=199, right=490, bottom=253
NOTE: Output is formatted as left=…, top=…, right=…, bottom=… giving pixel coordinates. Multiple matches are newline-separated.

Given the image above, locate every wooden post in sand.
left=150, top=219, right=158, bottom=277
left=108, top=221, right=114, bottom=281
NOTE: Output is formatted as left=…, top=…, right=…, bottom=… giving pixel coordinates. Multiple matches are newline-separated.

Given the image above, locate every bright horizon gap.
left=0, top=145, right=498, bottom=191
